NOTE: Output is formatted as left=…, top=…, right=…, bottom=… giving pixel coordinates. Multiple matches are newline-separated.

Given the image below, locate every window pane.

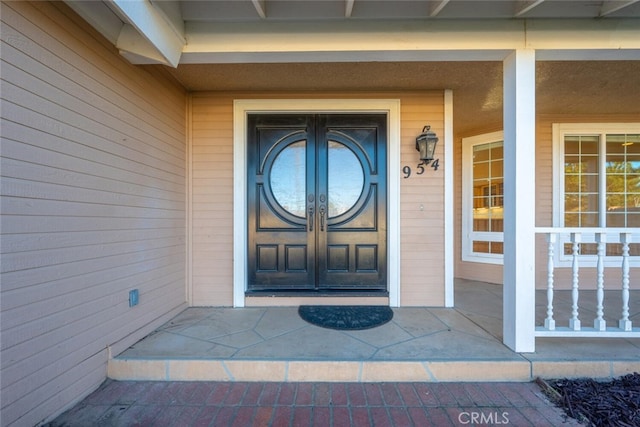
left=583, top=174, right=599, bottom=192
left=270, top=140, right=306, bottom=217
left=492, top=160, right=504, bottom=177
left=581, top=213, right=599, bottom=227
left=491, top=145, right=503, bottom=159
left=328, top=140, right=364, bottom=218
left=473, top=218, right=489, bottom=232
left=628, top=193, right=640, bottom=208
left=565, top=156, right=580, bottom=173
left=605, top=133, right=640, bottom=227
left=490, top=242, right=503, bottom=254
left=580, top=137, right=599, bottom=154
left=606, top=194, right=625, bottom=212
left=473, top=145, right=489, bottom=162
left=606, top=213, right=626, bottom=227
left=581, top=194, right=599, bottom=212
left=472, top=241, right=503, bottom=254
left=565, top=195, right=580, bottom=213
left=565, top=212, right=599, bottom=227
left=473, top=241, right=490, bottom=253
left=564, top=135, right=601, bottom=228
left=490, top=218, right=504, bottom=232
left=474, top=163, right=489, bottom=180
left=583, top=156, right=599, bottom=173
left=473, top=240, right=504, bottom=254
left=625, top=208, right=640, bottom=227
left=565, top=213, right=580, bottom=227
left=474, top=196, right=489, bottom=209
left=472, top=140, right=504, bottom=233
left=564, top=136, right=580, bottom=154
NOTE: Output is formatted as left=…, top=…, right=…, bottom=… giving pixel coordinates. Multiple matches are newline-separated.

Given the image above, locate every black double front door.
left=247, top=114, right=387, bottom=293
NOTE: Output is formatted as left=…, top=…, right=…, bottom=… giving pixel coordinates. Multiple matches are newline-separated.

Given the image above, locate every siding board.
left=1, top=137, right=184, bottom=192
left=1, top=53, right=184, bottom=158
left=1, top=119, right=184, bottom=185
left=0, top=2, right=186, bottom=425
left=4, top=2, right=185, bottom=136
left=1, top=262, right=183, bottom=330
left=2, top=83, right=184, bottom=170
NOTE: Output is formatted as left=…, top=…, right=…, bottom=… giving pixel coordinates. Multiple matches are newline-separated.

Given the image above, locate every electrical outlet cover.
left=129, top=289, right=139, bottom=307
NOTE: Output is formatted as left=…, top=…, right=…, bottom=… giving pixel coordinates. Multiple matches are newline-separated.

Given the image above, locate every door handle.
left=320, top=206, right=326, bottom=231
left=308, top=206, right=314, bottom=232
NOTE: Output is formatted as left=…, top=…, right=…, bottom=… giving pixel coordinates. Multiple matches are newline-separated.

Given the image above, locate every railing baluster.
left=545, top=233, right=556, bottom=330
left=594, top=233, right=606, bottom=331
left=570, top=232, right=581, bottom=330
left=619, top=233, right=632, bottom=331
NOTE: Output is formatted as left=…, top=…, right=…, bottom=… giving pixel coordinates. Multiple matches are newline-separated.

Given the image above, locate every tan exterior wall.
left=454, top=114, right=640, bottom=290
left=0, top=2, right=187, bottom=425
left=190, top=91, right=445, bottom=307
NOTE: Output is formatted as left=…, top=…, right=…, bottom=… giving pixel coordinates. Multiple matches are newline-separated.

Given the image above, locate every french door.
left=247, top=114, right=387, bottom=292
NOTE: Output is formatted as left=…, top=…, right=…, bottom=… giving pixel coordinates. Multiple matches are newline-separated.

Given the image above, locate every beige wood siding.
left=0, top=2, right=187, bottom=426
left=190, top=91, right=445, bottom=306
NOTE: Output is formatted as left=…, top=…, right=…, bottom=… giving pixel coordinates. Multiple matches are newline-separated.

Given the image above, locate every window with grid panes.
left=556, top=124, right=640, bottom=258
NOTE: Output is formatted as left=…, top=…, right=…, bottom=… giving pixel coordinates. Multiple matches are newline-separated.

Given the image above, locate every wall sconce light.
left=415, top=125, right=439, bottom=163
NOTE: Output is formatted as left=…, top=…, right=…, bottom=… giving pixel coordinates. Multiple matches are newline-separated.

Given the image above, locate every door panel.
left=318, top=115, right=387, bottom=290
left=247, top=114, right=386, bottom=292
left=248, top=115, right=315, bottom=290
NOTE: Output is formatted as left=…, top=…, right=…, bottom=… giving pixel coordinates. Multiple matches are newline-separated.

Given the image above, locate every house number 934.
left=402, top=159, right=440, bottom=178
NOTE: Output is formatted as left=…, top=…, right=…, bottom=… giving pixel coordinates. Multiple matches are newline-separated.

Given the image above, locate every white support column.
left=502, top=49, right=536, bottom=353
left=444, top=89, right=454, bottom=307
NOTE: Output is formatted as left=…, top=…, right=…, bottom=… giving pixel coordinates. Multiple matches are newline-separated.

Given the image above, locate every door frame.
left=233, top=99, right=401, bottom=307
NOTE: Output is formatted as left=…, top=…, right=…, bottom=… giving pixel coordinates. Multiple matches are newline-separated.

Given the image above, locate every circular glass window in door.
left=270, top=140, right=307, bottom=218
left=328, top=140, right=364, bottom=217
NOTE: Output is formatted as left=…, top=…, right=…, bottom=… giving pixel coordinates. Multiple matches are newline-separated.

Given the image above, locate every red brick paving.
left=47, top=380, right=583, bottom=426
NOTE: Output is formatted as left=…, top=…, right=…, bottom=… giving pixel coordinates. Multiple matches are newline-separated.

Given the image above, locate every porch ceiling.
left=152, top=60, right=640, bottom=135
left=176, top=0, right=640, bottom=21
left=63, top=0, right=640, bottom=134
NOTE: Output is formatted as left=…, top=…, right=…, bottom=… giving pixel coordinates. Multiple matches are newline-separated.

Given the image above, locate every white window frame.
left=552, top=122, right=640, bottom=267
left=462, top=130, right=504, bottom=265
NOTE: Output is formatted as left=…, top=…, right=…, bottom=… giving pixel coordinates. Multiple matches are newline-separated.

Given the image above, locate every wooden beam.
left=109, top=0, right=185, bottom=67
left=64, top=1, right=123, bottom=44
left=429, top=0, right=450, bottom=17
left=345, top=0, right=355, bottom=18
left=252, top=0, right=267, bottom=19
left=515, top=0, right=545, bottom=17
left=600, top=0, right=639, bottom=17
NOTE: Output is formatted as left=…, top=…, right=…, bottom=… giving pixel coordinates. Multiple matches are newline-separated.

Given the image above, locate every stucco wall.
left=189, top=91, right=445, bottom=307
left=0, top=2, right=187, bottom=425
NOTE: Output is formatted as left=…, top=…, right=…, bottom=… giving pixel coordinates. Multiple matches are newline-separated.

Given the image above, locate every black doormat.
left=298, top=305, right=393, bottom=330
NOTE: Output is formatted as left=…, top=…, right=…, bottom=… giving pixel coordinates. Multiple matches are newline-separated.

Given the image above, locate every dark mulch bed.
left=537, top=373, right=640, bottom=426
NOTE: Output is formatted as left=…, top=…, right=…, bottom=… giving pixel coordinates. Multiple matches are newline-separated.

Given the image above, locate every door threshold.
left=244, top=291, right=390, bottom=307
left=246, top=290, right=389, bottom=298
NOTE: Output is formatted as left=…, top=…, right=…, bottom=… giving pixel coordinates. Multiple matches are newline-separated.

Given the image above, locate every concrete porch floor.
left=109, top=280, right=640, bottom=383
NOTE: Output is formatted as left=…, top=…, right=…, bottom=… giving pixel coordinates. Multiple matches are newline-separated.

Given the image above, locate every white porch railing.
left=534, top=228, right=640, bottom=338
